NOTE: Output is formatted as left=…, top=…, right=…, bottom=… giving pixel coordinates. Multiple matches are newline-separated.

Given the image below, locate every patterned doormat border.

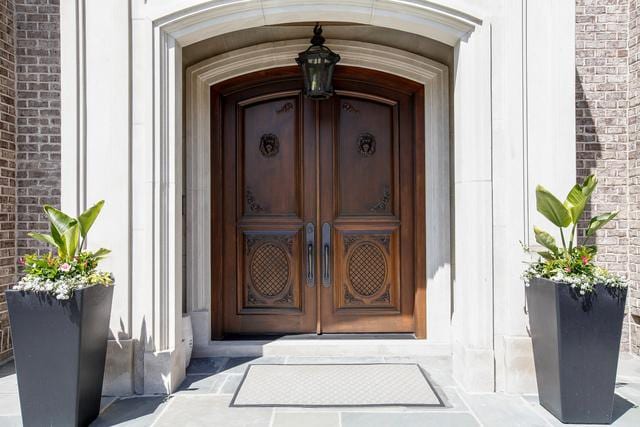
left=230, top=363, right=445, bottom=408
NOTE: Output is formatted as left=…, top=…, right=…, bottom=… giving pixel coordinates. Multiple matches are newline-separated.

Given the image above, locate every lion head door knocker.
left=357, top=132, right=376, bottom=157
left=259, top=133, right=279, bottom=157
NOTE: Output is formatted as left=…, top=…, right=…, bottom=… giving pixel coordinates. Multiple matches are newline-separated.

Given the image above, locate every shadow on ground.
left=91, top=396, right=172, bottom=426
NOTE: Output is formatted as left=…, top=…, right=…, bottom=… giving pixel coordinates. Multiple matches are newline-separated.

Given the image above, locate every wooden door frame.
left=210, top=66, right=426, bottom=339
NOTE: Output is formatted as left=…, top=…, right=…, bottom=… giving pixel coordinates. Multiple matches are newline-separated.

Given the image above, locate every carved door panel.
left=215, top=75, right=318, bottom=337
left=318, top=79, right=419, bottom=334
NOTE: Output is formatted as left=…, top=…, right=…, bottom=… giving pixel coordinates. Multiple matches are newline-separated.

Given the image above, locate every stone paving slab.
left=185, top=357, right=228, bottom=375
left=174, top=373, right=227, bottom=395
left=460, top=392, right=548, bottom=427
left=153, top=395, right=273, bottom=427
left=340, top=411, right=480, bottom=427
left=222, top=356, right=287, bottom=374
left=272, top=412, right=340, bottom=427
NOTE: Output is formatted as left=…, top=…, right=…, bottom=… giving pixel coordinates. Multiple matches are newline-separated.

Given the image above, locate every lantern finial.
left=310, top=23, right=325, bottom=46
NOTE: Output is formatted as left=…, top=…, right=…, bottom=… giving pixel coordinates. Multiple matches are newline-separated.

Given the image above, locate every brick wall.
left=629, top=0, right=640, bottom=355
left=576, top=0, right=640, bottom=355
left=0, top=0, right=61, bottom=363
left=14, top=0, right=60, bottom=257
left=0, top=0, right=16, bottom=363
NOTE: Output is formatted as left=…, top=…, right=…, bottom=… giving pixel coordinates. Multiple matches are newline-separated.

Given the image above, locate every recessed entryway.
left=211, top=66, right=425, bottom=339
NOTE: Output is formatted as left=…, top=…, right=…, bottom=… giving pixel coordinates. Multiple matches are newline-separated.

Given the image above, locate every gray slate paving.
left=0, top=355, right=639, bottom=426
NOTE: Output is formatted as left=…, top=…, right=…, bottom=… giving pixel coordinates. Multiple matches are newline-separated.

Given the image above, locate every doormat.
left=230, top=363, right=443, bottom=407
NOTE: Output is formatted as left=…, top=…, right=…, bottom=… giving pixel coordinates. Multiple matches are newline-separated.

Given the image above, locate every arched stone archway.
left=61, top=0, right=577, bottom=394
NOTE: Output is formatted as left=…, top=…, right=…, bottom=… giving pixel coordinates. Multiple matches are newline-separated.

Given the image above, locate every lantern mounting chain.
left=295, top=23, right=341, bottom=100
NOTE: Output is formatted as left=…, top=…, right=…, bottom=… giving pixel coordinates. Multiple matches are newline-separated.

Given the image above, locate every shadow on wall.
left=106, top=316, right=155, bottom=396
left=575, top=68, right=600, bottom=244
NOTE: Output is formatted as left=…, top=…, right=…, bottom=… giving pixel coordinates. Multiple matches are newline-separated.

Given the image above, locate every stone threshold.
left=192, top=337, right=451, bottom=358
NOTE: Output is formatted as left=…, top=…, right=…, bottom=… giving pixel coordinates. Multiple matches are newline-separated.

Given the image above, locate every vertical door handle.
left=306, top=223, right=315, bottom=286
left=322, top=223, right=331, bottom=287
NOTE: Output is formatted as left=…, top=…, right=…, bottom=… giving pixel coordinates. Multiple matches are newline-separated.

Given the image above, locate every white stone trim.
left=60, top=0, right=85, bottom=215
left=141, top=0, right=482, bottom=47
left=184, top=40, right=452, bottom=348
left=153, top=30, right=183, bottom=353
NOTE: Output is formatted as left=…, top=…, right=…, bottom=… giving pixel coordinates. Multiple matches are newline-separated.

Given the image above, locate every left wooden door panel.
left=216, top=78, right=317, bottom=337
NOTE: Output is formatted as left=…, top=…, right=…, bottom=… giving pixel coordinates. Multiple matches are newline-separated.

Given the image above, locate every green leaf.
left=61, top=223, right=80, bottom=259
left=586, top=211, right=618, bottom=236
left=27, top=232, right=57, bottom=247
left=533, top=226, right=559, bottom=255
left=49, top=222, right=65, bottom=257
left=536, top=185, right=572, bottom=228
left=78, top=200, right=105, bottom=239
left=585, top=245, right=598, bottom=256
left=535, top=250, right=556, bottom=261
left=564, top=175, right=598, bottom=224
left=43, top=205, right=77, bottom=237
left=582, top=175, right=598, bottom=197
left=93, top=248, right=111, bottom=259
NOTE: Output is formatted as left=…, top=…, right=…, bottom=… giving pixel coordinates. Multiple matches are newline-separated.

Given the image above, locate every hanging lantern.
left=296, top=24, right=341, bottom=100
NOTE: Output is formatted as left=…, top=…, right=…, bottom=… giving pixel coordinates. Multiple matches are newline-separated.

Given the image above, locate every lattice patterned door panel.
left=239, top=230, right=301, bottom=312
left=333, top=228, right=400, bottom=311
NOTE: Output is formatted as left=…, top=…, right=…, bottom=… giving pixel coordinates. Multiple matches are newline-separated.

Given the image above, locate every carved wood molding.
left=369, top=186, right=391, bottom=212
left=245, top=188, right=268, bottom=213
left=342, top=101, right=359, bottom=113
left=276, top=102, right=294, bottom=113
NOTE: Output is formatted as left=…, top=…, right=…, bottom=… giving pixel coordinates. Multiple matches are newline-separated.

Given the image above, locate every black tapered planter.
left=526, top=277, right=626, bottom=424
left=6, top=285, right=114, bottom=427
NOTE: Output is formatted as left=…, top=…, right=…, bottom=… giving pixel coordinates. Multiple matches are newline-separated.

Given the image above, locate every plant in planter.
left=6, top=201, right=114, bottom=427
left=522, top=175, right=627, bottom=424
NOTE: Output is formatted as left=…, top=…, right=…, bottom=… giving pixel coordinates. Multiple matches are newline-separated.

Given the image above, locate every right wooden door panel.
left=319, top=82, right=417, bottom=334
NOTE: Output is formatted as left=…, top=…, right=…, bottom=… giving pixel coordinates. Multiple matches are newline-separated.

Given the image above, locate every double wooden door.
left=211, top=67, right=425, bottom=338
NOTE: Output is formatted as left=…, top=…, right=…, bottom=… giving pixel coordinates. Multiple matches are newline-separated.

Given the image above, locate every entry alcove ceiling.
left=182, top=23, right=453, bottom=70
